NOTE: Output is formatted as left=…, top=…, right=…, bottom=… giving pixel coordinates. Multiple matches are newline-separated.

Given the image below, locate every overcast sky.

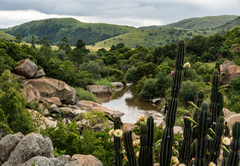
left=0, top=0, right=240, bottom=28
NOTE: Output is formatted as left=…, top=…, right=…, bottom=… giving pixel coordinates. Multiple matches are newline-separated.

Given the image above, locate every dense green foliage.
left=75, top=87, right=98, bottom=102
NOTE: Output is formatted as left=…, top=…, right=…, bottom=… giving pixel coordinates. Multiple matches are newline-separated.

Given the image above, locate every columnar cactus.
left=227, top=122, right=240, bottom=166
left=209, top=70, right=220, bottom=131
left=194, top=102, right=210, bottom=166
left=179, top=111, right=192, bottom=166
left=191, top=90, right=204, bottom=159
left=208, top=116, right=225, bottom=164
left=222, top=122, right=230, bottom=166
left=218, top=92, right=224, bottom=116
left=159, top=39, right=185, bottom=166
left=123, top=130, right=137, bottom=166
left=139, top=124, right=148, bottom=166
left=114, top=117, right=122, bottom=166
left=146, top=116, right=154, bottom=166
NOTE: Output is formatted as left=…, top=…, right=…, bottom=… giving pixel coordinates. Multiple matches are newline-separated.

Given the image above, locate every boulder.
left=153, top=113, right=164, bottom=126
left=65, top=154, right=103, bottom=166
left=12, top=73, right=26, bottom=80
left=76, top=100, right=125, bottom=118
left=56, top=155, right=71, bottom=164
left=23, top=85, right=41, bottom=103
left=34, top=69, right=45, bottom=78
left=226, top=114, right=240, bottom=132
left=151, top=98, right=164, bottom=105
left=223, top=108, right=235, bottom=120
left=86, top=85, right=112, bottom=94
left=2, top=133, right=54, bottom=166
left=0, top=133, right=22, bottom=163
left=174, top=126, right=183, bottom=136
left=219, top=61, right=239, bottom=84
left=41, top=97, right=62, bottom=106
left=111, top=82, right=124, bottom=88
left=23, top=77, right=76, bottom=104
left=14, top=59, right=38, bottom=78
left=22, top=156, right=64, bottom=166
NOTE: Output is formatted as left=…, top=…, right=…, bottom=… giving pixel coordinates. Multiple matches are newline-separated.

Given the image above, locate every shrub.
left=155, top=71, right=171, bottom=97
left=95, top=78, right=114, bottom=89
left=138, top=78, right=156, bottom=100
left=180, top=80, right=200, bottom=104
left=75, top=87, right=98, bottom=102
left=125, top=66, right=138, bottom=84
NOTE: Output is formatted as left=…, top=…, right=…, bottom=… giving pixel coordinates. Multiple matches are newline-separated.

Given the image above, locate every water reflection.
left=97, top=85, right=159, bottom=123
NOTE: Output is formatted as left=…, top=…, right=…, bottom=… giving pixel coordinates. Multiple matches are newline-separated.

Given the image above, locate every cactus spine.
left=114, top=117, right=122, bottom=166
left=179, top=111, right=192, bottom=166
left=139, top=124, right=148, bottom=166
left=159, top=39, right=185, bottom=166
left=227, top=122, right=240, bottom=166
left=194, top=102, right=210, bottom=166
left=123, top=130, right=137, bottom=166
left=208, top=116, right=224, bottom=164
left=146, top=116, right=154, bottom=166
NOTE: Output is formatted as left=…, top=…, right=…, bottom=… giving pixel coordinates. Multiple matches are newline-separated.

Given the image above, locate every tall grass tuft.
left=95, top=78, right=114, bottom=89
left=75, top=87, right=98, bottom=102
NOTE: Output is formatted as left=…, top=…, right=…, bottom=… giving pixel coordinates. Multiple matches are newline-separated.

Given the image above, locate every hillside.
left=2, top=18, right=137, bottom=46
left=140, top=15, right=238, bottom=30
left=212, top=16, right=240, bottom=33
left=93, top=28, right=216, bottom=48
left=0, top=31, right=15, bottom=41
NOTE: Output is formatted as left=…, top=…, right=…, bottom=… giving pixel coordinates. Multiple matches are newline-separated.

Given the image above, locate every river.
left=96, top=85, right=159, bottom=123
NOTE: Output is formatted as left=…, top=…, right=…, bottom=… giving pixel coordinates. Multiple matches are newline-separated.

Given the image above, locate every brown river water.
left=96, top=85, right=159, bottom=123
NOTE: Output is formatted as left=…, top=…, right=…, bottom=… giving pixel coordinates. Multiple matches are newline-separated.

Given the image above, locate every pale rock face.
left=34, top=69, right=46, bottom=78
left=219, top=60, right=240, bottom=84
left=22, top=156, right=64, bottom=166
left=23, top=85, right=41, bottom=103
left=14, top=59, right=38, bottom=78
left=23, top=77, right=76, bottom=104
left=2, top=133, right=54, bottom=166
left=41, top=97, right=63, bottom=106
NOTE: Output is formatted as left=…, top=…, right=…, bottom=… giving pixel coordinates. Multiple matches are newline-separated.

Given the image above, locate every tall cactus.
left=209, top=70, right=220, bottom=131
left=208, top=116, right=224, bottom=164
left=227, top=122, right=240, bottom=166
left=114, top=117, right=122, bottom=166
left=139, top=124, right=148, bottom=166
left=194, top=102, right=210, bottom=166
left=191, top=90, right=204, bottom=159
left=146, top=116, right=154, bottom=166
left=159, top=39, right=185, bottom=166
left=179, top=111, right=192, bottom=166
left=222, top=122, right=230, bottom=166
left=123, top=130, right=137, bottom=166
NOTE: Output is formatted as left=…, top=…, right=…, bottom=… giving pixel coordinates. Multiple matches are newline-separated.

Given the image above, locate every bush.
left=125, top=66, right=138, bottom=84
left=95, top=78, right=114, bottom=89
left=138, top=78, right=156, bottom=100
left=75, top=87, right=98, bottom=102
left=180, top=80, right=200, bottom=104
left=155, top=71, right=171, bottom=97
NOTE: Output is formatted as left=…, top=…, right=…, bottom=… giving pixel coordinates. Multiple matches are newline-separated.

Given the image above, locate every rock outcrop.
left=14, top=59, right=38, bottom=78
left=23, top=77, right=76, bottom=104
left=65, top=154, right=103, bottom=166
left=34, top=69, right=46, bottom=78
left=111, top=82, right=124, bottom=88
left=86, top=85, right=112, bottom=94
left=23, top=85, right=41, bottom=103
left=219, top=60, right=240, bottom=84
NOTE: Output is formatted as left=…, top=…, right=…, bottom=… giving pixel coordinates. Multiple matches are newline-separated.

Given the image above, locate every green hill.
left=0, top=31, right=15, bottom=41
left=140, top=15, right=238, bottom=30
left=2, top=18, right=137, bottom=46
left=212, top=16, right=240, bottom=33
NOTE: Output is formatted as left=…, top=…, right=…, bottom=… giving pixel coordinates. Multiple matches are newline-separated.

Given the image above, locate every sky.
left=0, top=0, right=240, bottom=28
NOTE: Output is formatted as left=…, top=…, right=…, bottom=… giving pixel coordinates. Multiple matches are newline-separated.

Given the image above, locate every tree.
left=57, top=36, right=71, bottom=54
left=31, top=35, right=36, bottom=49
left=15, top=33, right=22, bottom=44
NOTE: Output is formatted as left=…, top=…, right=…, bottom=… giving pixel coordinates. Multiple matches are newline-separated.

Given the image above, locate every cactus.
left=227, top=122, right=240, bottom=166
left=146, top=116, right=154, bottom=166
left=194, top=102, right=210, bottom=166
left=209, top=70, right=220, bottom=131
left=208, top=116, right=224, bottom=164
left=221, top=122, right=230, bottom=166
left=218, top=92, right=224, bottom=116
left=191, top=90, right=204, bottom=159
left=139, top=124, right=148, bottom=166
left=114, top=117, right=122, bottom=166
left=123, top=130, right=137, bottom=166
left=159, top=39, right=185, bottom=166
left=179, top=111, right=192, bottom=166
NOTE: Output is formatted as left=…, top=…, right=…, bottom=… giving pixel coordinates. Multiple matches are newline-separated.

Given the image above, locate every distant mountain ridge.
left=1, top=15, right=240, bottom=47
left=2, top=18, right=137, bottom=46
left=139, top=15, right=238, bottom=30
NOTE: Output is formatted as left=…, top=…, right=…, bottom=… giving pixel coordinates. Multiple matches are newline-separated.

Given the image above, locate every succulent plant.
left=114, top=117, right=122, bottom=166
left=123, top=130, right=137, bottom=166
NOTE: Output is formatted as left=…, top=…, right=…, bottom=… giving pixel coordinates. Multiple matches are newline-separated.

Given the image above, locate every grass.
left=0, top=31, right=15, bottom=41
left=95, top=78, right=114, bottom=89
left=75, top=87, right=98, bottom=102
